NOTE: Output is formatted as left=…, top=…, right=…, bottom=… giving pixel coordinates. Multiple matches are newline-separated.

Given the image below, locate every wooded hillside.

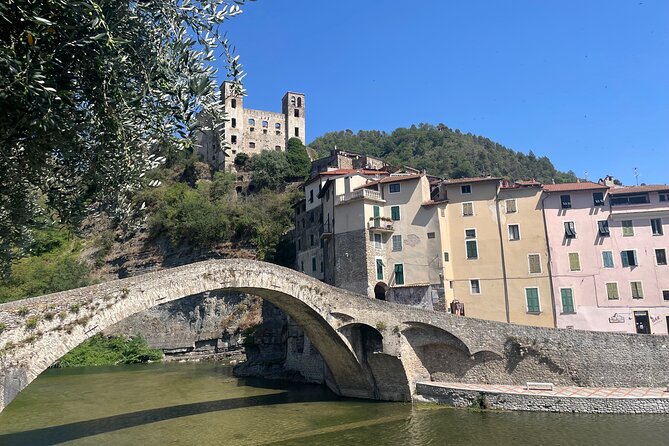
left=309, top=124, right=577, bottom=183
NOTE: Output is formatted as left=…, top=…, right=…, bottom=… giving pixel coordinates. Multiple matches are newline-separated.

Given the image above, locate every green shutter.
left=466, top=240, right=478, bottom=259
left=602, top=251, right=614, bottom=268
left=561, top=289, right=574, bottom=313
left=376, top=259, right=383, bottom=280
left=621, top=251, right=629, bottom=267
left=391, top=206, right=400, bottom=221
left=394, top=264, right=404, bottom=285
left=606, top=283, right=619, bottom=300
left=526, top=288, right=540, bottom=313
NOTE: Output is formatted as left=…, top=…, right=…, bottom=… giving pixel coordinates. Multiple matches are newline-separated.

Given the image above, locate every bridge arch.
left=0, top=260, right=382, bottom=412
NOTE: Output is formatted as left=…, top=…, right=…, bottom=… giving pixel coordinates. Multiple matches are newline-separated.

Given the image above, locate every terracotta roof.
left=356, top=173, right=423, bottom=189
left=442, top=177, right=501, bottom=185
left=501, top=180, right=543, bottom=189
left=608, top=185, right=669, bottom=195
left=319, top=169, right=388, bottom=176
left=422, top=198, right=449, bottom=206
left=542, top=182, right=607, bottom=192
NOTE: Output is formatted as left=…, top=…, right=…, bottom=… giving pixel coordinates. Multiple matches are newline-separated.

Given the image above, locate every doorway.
left=634, top=311, right=651, bottom=334
left=374, top=282, right=388, bottom=301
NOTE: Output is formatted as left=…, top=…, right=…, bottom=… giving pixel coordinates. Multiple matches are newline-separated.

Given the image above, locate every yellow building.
left=440, top=178, right=554, bottom=327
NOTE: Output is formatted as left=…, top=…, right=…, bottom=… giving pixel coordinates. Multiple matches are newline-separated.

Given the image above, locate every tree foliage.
left=0, top=0, right=251, bottom=274
left=249, top=150, right=292, bottom=191
left=285, top=137, right=311, bottom=179
left=309, top=124, right=577, bottom=183
left=56, top=334, right=163, bottom=367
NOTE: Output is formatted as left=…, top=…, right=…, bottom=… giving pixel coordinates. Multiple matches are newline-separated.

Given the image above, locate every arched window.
left=275, top=123, right=281, bottom=129
left=248, top=118, right=255, bottom=126
left=262, top=120, right=269, bottom=127
left=297, top=97, right=302, bottom=108
left=290, top=96, right=296, bottom=106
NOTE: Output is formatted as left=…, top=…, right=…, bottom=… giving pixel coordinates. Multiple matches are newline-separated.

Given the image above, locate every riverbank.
left=415, top=381, right=669, bottom=414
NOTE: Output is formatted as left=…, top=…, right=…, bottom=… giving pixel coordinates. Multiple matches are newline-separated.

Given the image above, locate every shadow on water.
left=0, top=391, right=330, bottom=446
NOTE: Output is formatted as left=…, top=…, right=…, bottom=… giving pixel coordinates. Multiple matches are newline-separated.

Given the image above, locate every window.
left=275, top=123, right=281, bottom=129
left=392, top=235, right=402, bottom=251
left=291, top=96, right=296, bottom=106
left=388, top=183, right=401, bottom=193
left=663, top=290, right=669, bottom=301
left=606, top=282, right=619, bottom=300
left=443, top=252, right=449, bottom=262
left=525, top=288, right=540, bottom=313
left=376, top=258, right=384, bottom=280
left=374, top=233, right=382, bottom=249
left=505, top=199, right=517, bottom=213
left=466, top=240, right=478, bottom=259
left=275, top=145, right=281, bottom=151
left=231, top=99, right=237, bottom=108
left=294, top=127, right=299, bottom=137
left=568, top=252, right=581, bottom=271
left=470, top=279, right=481, bottom=294
left=261, top=120, right=268, bottom=128
left=462, top=202, right=474, bottom=216
left=461, top=185, right=472, bottom=194
left=564, top=221, right=576, bottom=239
left=231, top=135, right=237, bottom=144
left=557, top=289, right=575, bottom=314
left=508, top=224, right=520, bottom=241
left=597, top=220, right=610, bottom=237
left=560, top=194, right=572, bottom=209
left=311, top=257, right=316, bottom=272
left=294, top=109, right=300, bottom=118
left=651, top=218, right=663, bottom=236
left=631, top=281, right=644, bottom=299
left=321, top=261, right=323, bottom=273
left=297, top=239, right=301, bottom=251
left=528, top=254, right=541, bottom=274
left=248, top=118, right=255, bottom=126
left=621, top=250, right=638, bottom=267
left=610, top=194, right=649, bottom=206
left=622, top=220, right=634, bottom=237
left=300, top=260, right=304, bottom=271
left=249, top=142, right=255, bottom=149
left=297, top=97, right=302, bottom=107
left=427, top=232, right=436, bottom=239
left=231, top=118, right=237, bottom=128
left=593, top=192, right=605, bottom=206
left=602, top=251, right=614, bottom=268
left=309, top=189, right=314, bottom=203
left=310, top=234, right=314, bottom=246
left=656, top=248, right=667, bottom=266
left=660, top=193, right=669, bottom=202
left=465, top=229, right=476, bottom=238
left=390, top=205, right=401, bottom=221
left=394, top=264, right=404, bottom=285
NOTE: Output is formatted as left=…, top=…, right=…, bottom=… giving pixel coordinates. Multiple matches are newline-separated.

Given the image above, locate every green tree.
left=0, top=0, right=250, bottom=275
left=249, top=151, right=291, bottom=191
left=285, top=137, right=311, bottom=179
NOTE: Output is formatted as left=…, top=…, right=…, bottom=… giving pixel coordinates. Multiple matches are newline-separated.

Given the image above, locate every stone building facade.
left=198, top=81, right=306, bottom=169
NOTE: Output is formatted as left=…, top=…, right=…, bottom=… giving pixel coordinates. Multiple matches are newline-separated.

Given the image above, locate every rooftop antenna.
left=584, top=170, right=588, bottom=181
left=634, top=167, right=639, bottom=186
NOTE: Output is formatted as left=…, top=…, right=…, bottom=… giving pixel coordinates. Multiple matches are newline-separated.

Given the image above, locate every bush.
left=249, top=150, right=291, bottom=191
left=57, top=334, right=163, bottom=367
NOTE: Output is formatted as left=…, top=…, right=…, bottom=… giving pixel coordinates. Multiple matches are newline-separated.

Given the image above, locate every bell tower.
left=282, top=91, right=306, bottom=146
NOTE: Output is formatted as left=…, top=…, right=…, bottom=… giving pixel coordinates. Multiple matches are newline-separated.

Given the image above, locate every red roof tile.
left=542, top=182, right=607, bottom=192
left=319, top=169, right=388, bottom=176
left=356, top=173, right=423, bottom=189
left=608, top=185, right=669, bottom=195
left=443, top=176, right=502, bottom=185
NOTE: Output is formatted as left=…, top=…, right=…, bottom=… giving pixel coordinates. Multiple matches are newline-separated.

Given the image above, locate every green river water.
left=0, top=362, right=667, bottom=445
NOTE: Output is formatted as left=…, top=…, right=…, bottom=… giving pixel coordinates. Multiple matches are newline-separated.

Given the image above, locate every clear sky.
left=220, top=0, right=669, bottom=185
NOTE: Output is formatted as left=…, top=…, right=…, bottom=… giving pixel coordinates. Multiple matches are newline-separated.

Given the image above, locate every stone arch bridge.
left=1, top=259, right=668, bottom=413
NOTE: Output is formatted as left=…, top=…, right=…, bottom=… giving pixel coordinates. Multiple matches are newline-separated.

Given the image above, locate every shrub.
left=57, top=334, right=163, bottom=367
left=25, top=317, right=39, bottom=330
left=0, top=322, right=6, bottom=333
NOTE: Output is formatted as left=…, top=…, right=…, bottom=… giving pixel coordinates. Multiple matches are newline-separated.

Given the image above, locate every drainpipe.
left=541, top=192, right=558, bottom=329
left=494, top=187, right=511, bottom=323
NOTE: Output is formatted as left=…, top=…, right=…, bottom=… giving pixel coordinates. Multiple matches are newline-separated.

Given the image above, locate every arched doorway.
left=374, top=282, right=388, bottom=301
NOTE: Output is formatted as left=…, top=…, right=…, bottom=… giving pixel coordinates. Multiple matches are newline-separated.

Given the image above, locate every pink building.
left=543, top=182, right=669, bottom=334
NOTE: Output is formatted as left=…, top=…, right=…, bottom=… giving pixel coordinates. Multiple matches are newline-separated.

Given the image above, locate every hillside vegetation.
left=310, top=124, right=577, bottom=183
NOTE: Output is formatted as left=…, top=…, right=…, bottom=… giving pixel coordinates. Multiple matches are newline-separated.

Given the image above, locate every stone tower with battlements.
left=198, top=81, right=306, bottom=169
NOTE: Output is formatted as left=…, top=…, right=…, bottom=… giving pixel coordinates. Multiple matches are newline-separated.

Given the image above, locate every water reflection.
left=0, top=362, right=667, bottom=446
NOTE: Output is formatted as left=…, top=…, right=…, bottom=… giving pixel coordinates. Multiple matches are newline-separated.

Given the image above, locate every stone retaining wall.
left=415, top=383, right=669, bottom=414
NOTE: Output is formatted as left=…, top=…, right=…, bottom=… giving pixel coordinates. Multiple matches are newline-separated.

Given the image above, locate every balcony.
left=335, top=189, right=384, bottom=206
left=320, top=222, right=333, bottom=239
left=367, top=219, right=395, bottom=233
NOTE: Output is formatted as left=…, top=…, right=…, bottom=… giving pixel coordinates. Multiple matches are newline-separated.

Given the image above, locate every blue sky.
left=221, top=1, right=668, bottom=185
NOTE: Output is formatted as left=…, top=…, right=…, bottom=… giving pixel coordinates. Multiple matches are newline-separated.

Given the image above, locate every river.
left=0, top=362, right=667, bottom=445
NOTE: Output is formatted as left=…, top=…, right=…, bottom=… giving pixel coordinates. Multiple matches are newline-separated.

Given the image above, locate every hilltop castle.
left=198, top=81, right=306, bottom=169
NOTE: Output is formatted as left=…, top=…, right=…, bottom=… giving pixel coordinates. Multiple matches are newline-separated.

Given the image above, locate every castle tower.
left=223, top=81, right=244, bottom=158
left=282, top=91, right=306, bottom=147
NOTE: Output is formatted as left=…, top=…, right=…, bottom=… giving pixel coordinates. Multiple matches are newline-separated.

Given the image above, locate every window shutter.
left=561, top=289, right=574, bottom=313
left=621, top=252, right=629, bottom=267
left=632, top=251, right=638, bottom=266
left=606, top=283, right=619, bottom=299
left=526, top=288, right=540, bottom=312
left=569, top=253, right=580, bottom=271
left=528, top=254, right=541, bottom=274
